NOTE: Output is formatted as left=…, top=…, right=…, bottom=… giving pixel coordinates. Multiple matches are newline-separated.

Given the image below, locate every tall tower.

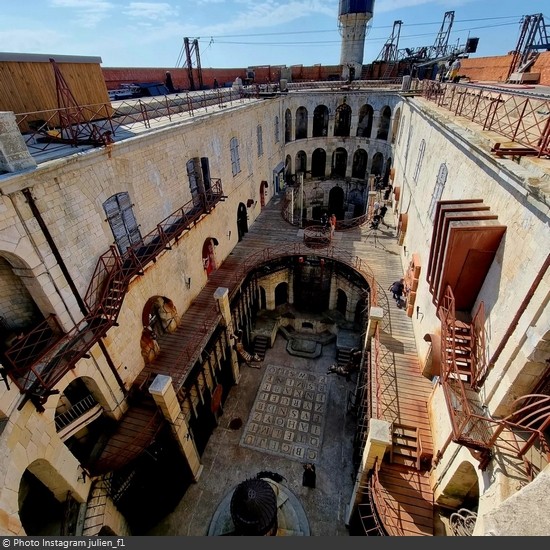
left=338, top=0, right=375, bottom=81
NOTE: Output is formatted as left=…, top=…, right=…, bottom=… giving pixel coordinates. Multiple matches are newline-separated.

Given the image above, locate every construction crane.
left=176, top=37, right=204, bottom=91
left=375, top=20, right=402, bottom=79
left=430, top=11, right=455, bottom=59
left=376, top=20, right=402, bottom=63
left=506, top=13, right=550, bottom=82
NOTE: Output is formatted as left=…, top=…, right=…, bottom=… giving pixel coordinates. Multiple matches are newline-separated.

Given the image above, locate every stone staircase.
left=252, top=335, right=270, bottom=360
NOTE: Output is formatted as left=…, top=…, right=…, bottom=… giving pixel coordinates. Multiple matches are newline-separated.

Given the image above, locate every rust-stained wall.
left=103, top=53, right=550, bottom=91
left=102, top=64, right=344, bottom=90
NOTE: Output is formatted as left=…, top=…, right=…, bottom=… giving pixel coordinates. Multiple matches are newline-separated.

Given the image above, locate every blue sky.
left=0, top=1, right=547, bottom=68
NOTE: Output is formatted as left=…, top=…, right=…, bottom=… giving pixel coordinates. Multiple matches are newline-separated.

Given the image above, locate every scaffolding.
left=507, top=13, right=550, bottom=82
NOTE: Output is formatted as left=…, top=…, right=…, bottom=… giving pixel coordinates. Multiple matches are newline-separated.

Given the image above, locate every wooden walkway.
left=127, top=189, right=435, bottom=535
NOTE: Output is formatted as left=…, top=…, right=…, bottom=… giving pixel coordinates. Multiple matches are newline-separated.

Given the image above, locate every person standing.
left=389, top=278, right=405, bottom=305
left=447, top=58, right=461, bottom=83
left=379, top=203, right=388, bottom=226
left=329, top=214, right=336, bottom=239
left=165, top=71, right=175, bottom=94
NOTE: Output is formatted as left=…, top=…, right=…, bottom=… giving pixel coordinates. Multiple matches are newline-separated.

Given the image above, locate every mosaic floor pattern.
left=240, top=364, right=329, bottom=463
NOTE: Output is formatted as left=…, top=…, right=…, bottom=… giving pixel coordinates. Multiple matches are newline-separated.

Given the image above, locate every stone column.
left=149, top=374, right=203, bottom=482
left=0, top=111, right=37, bottom=173
left=345, top=418, right=392, bottom=526
left=214, top=286, right=241, bottom=383
left=366, top=306, right=383, bottom=350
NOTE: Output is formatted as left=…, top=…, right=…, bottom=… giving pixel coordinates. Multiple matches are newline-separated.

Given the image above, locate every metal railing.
left=15, top=88, right=253, bottom=156
left=55, top=394, right=101, bottom=432
left=422, top=80, right=550, bottom=157
left=3, top=183, right=225, bottom=402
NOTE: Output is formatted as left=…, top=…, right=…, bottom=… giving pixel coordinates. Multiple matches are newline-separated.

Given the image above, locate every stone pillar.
left=149, top=374, right=203, bottom=482
left=366, top=306, right=383, bottom=350
left=345, top=418, right=392, bottom=526
left=0, top=111, right=37, bottom=173
left=214, top=286, right=241, bottom=383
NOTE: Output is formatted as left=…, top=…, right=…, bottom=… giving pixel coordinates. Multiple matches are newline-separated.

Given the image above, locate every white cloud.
left=50, top=0, right=114, bottom=28
left=123, top=2, right=180, bottom=21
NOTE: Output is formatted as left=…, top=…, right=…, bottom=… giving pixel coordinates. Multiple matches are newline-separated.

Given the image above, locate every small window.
left=230, top=137, right=241, bottom=176
left=428, top=163, right=448, bottom=220
left=413, top=140, right=426, bottom=184
left=103, top=192, right=142, bottom=255
left=257, top=125, right=263, bottom=157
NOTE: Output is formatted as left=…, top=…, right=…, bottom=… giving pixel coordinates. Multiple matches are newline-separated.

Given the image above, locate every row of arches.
left=286, top=148, right=392, bottom=182
left=285, top=104, right=392, bottom=142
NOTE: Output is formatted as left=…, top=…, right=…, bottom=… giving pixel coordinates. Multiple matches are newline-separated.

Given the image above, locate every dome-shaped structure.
left=230, top=478, right=278, bottom=536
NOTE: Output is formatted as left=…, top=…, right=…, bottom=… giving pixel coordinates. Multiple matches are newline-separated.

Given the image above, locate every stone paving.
left=240, top=364, right=329, bottom=463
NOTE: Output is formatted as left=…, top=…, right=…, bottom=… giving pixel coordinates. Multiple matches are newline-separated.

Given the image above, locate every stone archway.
left=436, top=460, right=480, bottom=535
left=237, top=202, right=248, bottom=241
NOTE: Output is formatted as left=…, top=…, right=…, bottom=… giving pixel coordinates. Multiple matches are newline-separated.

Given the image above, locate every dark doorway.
left=237, top=203, right=248, bottom=241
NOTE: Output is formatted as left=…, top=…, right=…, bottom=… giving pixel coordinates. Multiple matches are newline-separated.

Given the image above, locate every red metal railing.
left=15, top=89, right=248, bottom=155
left=436, top=285, right=550, bottom=473
left=423, top=80, right=550, bottom=157
left=4, top=182, right=225, bottom=400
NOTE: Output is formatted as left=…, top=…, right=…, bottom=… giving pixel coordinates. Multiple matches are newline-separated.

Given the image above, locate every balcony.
left=3, top=182, right=225, bottom=410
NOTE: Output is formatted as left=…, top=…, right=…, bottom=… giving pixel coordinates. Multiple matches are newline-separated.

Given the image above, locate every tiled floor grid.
left=240, top=364, right=329, bottom=463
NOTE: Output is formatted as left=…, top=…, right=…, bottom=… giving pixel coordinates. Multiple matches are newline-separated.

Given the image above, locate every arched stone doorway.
left=331, top=148, right=348, bottom=178
left=436, top=460, right=479, bottom=535
left=295, top=150, right=307, bottom=175
left=371, top=152, right=384, bottom=176
left=237, top=203, right=248, bottom=241
left=334, top=103, right=352, bottom=137
left=357, top=104, right=373, bottom=138
left=311, top=148, right=326, bottom=178
left=295, top=106, right=308, bottom=140
left=202, top=237, right=218, bottom=276
left=328, top=186, right=345, bottom=220
left=336, top=288, right=348, bottom=317
left=376, top=106, right=392, bottom=140
left=19, top=460, right=73, bottom=535
left=312, top=105, right=329, bottom=137
left=352, top=149, right=368, bottom=179
left=275, top=282, right=289, bottom=307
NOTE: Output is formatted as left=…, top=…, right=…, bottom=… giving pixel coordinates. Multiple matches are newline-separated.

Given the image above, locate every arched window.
left=256, top=125, right=263, bottom=157
left=312, top=105, right=329, bottom=137
left=428, top=163, right=448, bottom=220
left=284, top=109, right=292, bottom=143
left=413, top=139, right=426, bottom=184
left=377, top=106, right=392, bottom=140
left=352, top=149, right=368, bottom=179
left=274, top=115, right=280, bottom=143
left=295, top=107, right=308, bottom=140
left=230, top=137, right=241, bottom=176
left=311, top=148, right=326, bottom=178
left=356, top=104, right=373, bottom=138
left=296, top=150, right=307, bottom=174
left=334, top=103, right=352, bottom=137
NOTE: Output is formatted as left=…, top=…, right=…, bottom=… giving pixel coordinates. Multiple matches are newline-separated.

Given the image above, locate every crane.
left=176, top=37, right=204, bottom=91
left=506, top=13, right=550, bottom=82
left=430, top=11, right=455, bottom=59
left=375, top=20, right=403, bottom=79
